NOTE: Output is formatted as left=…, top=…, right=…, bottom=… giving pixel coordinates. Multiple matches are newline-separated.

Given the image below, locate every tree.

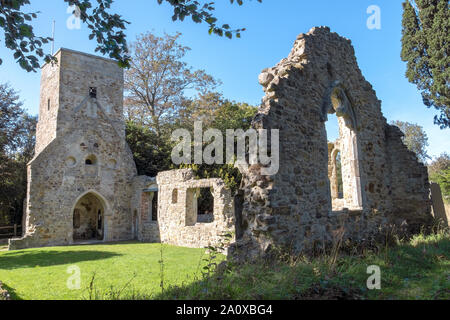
left=0, top=83, right=36, bottom=225
left=177, top=91, right=224, bottom=129
left=428, top=153, right=450, bottom=202
left=125, top=120, right=173, bottom=177
left=124, top=31, right=219, bottom=136
left=0, top=0, right=261, bottom=72
left=210, top=100, right=257, bottom=132
left=126, top=98, right=258, bottom=192
left=0, top=83, right=24, bottom=154
left=0, top=0, right=129, bottom=71
left=428, top=152, right=450, bottom=174
left=433, top=168, right=450, bottom=202
left=179, top=100, right=258, bottom=193
left=393, top=120, right=430, bottom=163
left=401, top=0, right=449, bottom=128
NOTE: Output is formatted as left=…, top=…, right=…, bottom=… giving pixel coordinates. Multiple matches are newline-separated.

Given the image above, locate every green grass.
left=0, top=242, right=215, bottom=300
left=158, top=231, right=450, bottom=300
left=1, top=232, right=449, bottom=300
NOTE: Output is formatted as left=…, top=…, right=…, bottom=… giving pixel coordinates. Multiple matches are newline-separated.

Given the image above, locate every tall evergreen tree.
left=401, top=0, right=449, bottom=128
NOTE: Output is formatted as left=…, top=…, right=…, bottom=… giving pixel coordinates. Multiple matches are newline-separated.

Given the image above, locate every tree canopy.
left=401, top=0, right=449, bottom=128
left=124, top=31, right=219, bottom=136
left=393, top=120, right=430, bottom=163
left=428, top=152, right=450, bottom=203
left=0, top=83, right=36, bottom=225
left=0, top=0, right=261, bottom=72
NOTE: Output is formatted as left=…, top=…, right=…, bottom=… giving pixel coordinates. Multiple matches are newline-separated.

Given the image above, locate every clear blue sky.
left=0, top=0, right=448, bottom=159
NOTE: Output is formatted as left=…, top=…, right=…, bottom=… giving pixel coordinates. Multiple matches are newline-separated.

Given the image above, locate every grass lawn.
left=158, top=231, right=450, bottom=300
left=0, top=242, right=215, bottom=300
left=1, top=232, right=449, bottom=300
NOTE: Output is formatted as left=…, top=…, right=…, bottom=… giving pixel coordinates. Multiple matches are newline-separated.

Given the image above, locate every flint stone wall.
left=233, top=27, right=433, bottom=259
left=430, top=182, right=449, bottom=227
left=9, top=49, right=137, bottom=250
left=156, top=169, right=235, bottom=248
left=131, top=175, right=161, bottom=243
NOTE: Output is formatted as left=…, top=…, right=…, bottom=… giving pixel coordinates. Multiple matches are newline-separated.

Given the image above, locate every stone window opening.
left=334, top=151, right=343, bottom=199
left=133, top=209, right=138, bottom=239
left=325, top=84, right=363, bottom=211
left=73, top=209, right=81, bottom=229
left=89, top=87, right=97, bottom=99
left=328, top=145, right=345, bottom=209
left=85, top=154, right=97, bottom=165
left=151, top=191, right=158, bottom=221
left=47, top=98, right=50, bottom=111
left=195, top=187, right=215, bottom=224
left=97, top=210, right=102, bottom=230
left=172, top=189, right=178, bottom=204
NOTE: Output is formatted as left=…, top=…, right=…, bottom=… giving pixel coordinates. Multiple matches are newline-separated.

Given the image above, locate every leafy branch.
left=157, top=0, right=262, bottom=39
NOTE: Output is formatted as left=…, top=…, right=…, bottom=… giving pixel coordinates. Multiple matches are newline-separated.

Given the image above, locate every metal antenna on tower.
left=51, top=20, right=55, bottom=55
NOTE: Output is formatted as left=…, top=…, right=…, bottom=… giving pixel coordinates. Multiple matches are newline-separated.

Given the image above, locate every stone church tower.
left=10, top=49, right=137, bottom=249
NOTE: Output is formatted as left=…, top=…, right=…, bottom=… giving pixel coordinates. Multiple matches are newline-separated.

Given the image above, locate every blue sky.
left=0, top=0, right=448, bottom=159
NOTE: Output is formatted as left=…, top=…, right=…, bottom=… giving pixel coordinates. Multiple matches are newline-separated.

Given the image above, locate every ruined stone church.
left=9, top=27, right=433, bottom=258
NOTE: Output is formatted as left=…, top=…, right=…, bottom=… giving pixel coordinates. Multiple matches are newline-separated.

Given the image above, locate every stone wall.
left=155, top=169, right=235, bottom=249
left=131, top=175, right=161, bottom=242
left=9, top=49, right=137, bottom=250
left=232, top=27, right=433, bottom=259
left=430, top=182, right=449, bottom=227
left=385, top=125, right=433, bottom=232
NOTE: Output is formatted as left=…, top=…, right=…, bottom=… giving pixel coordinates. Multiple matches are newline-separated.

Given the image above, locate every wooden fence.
left=0, top=224, right=22, bottom=238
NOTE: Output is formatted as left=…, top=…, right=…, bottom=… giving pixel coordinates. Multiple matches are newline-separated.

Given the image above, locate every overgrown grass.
left=156, top=230, right=450, bottom=300
left=0, top=242, right=216, bottom=300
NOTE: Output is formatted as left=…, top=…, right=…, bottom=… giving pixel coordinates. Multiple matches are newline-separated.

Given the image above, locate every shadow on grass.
left=0, top=250, right=121, bottom=269
left=71, top=240, right=142, bottom=246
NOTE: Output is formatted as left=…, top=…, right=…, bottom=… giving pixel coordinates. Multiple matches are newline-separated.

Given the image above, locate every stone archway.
left=324, top=81, right=363, bottom=210
left=73, top=192, right=105, bottom=241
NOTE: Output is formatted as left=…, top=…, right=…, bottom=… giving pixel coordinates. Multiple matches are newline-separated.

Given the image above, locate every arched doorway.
left=73, top=192, right=105, bottom=241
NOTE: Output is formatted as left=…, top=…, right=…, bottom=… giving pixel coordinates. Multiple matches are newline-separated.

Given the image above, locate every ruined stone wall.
left=9, top=49, right=137, bottom=250
left=430, top=182, right=449, bottom=227
left=131, top=176, right=160, bottom=242
left=234, top=27, right=432, bottom=259
left=385, top=125, right=433, bottom=231
left=155, top=169, right=235, bottom=249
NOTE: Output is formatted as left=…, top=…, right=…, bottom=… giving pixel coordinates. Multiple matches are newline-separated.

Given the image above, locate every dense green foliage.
left=0, top=0, right=129, bottom=70
left=178, top=101, right=258, bottom=192
left=428, top=153, right=450, bottom=202
left=393, top=120, right=430, bottom=163
left=0, top=83, right=36, bottom=226
left=401, top=0, right=449, bottom=128
left=433, top=169, right=450, bottom=202
left=0, top=0, right=262, bottom=72
left=125, top=121, right=173, bottom=177
left=125, top=86, right=258, bottom=192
